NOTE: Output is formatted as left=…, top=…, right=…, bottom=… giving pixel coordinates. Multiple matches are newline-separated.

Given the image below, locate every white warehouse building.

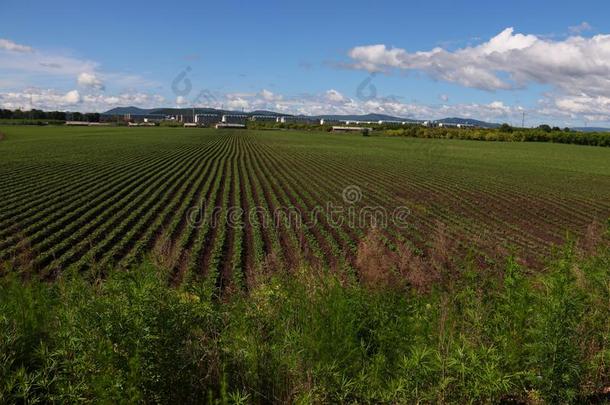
left=222, top=114, right=249, bottom=125
left=195, top=114, right=221, bottom=126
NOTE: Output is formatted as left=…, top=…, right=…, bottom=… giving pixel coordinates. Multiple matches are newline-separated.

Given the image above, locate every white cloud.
left=0, top=89, right=81, bottom=109
left=185, top=88, right=525, bottom=123
left=82, top=93, right=165, bottom=110
left=325, top=89, right=346, bottom=103
left=0, top=88, right=166, bottom=111
left=77, top=72, right=105, bottom=90
left=226, top=97, right=250, bottom=110
left=0, top=38, right=33, bottom=53
left=345, top=27, right=610, bottom=122
left=63, top=90, right=81, bottom=104
left=439, top=94, right=449, bottom=102
left=569, top=22, right=593, bottom=34
left=0, top=84, right=605, bottom=126
left=347, top=27, right=610, bottom=96
left=0, top=41, right=156, bottom=93
left=259, top=89, right=281, bottom=102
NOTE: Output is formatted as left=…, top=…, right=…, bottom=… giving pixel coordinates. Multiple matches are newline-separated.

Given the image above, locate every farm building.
left=251, top=115, right=278, bottom=122
left=222, top=114, right=248, bottom=125
left=319, top=118, right=342, bottom=125
left=343, top=120, right=376, bottom=125
left=378, top=120, right=406, bottom=126
left=331, top=126, right=372, bottom=134
left=278, top=116, right=319, bottom=124
left=195, top=113, right=221, bottom=126
left=438, top=122, right=472, bottom=128
left=128, top=122, right=155, bottom=127
left=215, top=123, right=246, bottom=129
left=65, top=121, right=110, bottom=126
left=124, top=113, right=166, bottom=123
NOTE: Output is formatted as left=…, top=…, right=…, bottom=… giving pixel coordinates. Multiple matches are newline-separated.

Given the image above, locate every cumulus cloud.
left=569, top=21, right=593, bottom=34
left=0, top=41, right=156, bottom=93
left=77, top=72, right=105, bottom=90
left=348, top=28, right=610, bottom=96
left=175, top=96, right=188, bottom=106
left=439, top=94, right=449, bottom=102
left=325, top=89, right=347, bottom=103
left=183, top=87, right=525, bottom=123
left=82, top=93, right=165, bottom=110
left=226, top=97, right=250, bottom=110
left=0, top=38, right=33, bottom=53
left=258, top=89, right=282, bottom=102
left=0, top=88, right=166, bottom=111
left=0, top=84, right=597, bottom=126
left=347, top=27, right=610, bottom=121
left=63, top=90, right=81, bottom=104
left=0, top=89, right=81, bottom=109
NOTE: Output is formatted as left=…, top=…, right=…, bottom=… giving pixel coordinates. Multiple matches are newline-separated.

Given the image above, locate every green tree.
left=538, top=124, right=552, bottom=132
left=499, top=123, right=513, bottom=133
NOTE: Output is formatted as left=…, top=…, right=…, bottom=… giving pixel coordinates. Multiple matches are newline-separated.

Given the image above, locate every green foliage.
left=539, top=124, right=552, bottom=132
left=1, top=241, right=609, bottom=403
left=499, top=123, right=513, bottom=133
left=384, top=124, right=610, bottom=146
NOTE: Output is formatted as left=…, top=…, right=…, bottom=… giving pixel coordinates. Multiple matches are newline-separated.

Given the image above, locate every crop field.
left=1, top=126, right=609, bottom=288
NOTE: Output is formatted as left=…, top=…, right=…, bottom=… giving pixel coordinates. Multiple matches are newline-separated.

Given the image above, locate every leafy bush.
left=383, top=126, right=610, bottom=147
left=0, top=239, right=609, bottom=403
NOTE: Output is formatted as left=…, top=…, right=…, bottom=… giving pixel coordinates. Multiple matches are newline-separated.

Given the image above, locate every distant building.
left=66, top=121, right=110, bottom=126
left=250, top=115, right=278, bottom=122
left=438, top=122, right=460, bottom=128
left=320, top=118, right=342, bottom=125
left=121, top=113, right=166, bottom=123
left=331, top=126, right=372, bottom=134
left=278, top=116, right=319, bottom=124
left=222, top=114, right=248, bottom=125
left=195, top=114, right=221, bottom=126
left=343, top=120, right=376, bottom=125
left=215, top=123, right=246, bottom=129
left=378, top=120, right=408, bottom=126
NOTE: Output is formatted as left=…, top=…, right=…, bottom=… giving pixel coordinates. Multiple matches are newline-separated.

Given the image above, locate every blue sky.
left=1, top=0, right=610, bottom=126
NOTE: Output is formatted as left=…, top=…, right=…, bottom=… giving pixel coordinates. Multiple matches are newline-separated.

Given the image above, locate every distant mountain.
left=102, top=108, right=416, bottom=122
left=250, top=110, right=282, bottom=116
left=436, top=117, right=500, bottom=128
left=102, top=106, right=501, bottom=128
left=103, top=106, right=156, bottom=115
left=315, top=113, right=420, bottom=122
left=103, top=107, right=231, bottom=116
left=570, top=127, right=610, bottom=133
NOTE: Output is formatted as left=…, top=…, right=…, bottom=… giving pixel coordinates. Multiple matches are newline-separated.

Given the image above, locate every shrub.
left=0, top=235, right=608, bottom=403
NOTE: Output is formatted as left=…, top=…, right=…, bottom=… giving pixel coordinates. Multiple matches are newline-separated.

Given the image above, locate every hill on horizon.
left=102, top=106, right=503, bottom=127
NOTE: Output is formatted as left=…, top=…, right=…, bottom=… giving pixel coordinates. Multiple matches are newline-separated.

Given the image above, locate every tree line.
left=384, top=124, right=610, bottom=147
left=0, top=109, right=100, bottom=122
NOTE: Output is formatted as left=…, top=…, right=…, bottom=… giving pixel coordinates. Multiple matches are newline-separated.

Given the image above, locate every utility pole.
left=521, top=111, right=525, bottom=128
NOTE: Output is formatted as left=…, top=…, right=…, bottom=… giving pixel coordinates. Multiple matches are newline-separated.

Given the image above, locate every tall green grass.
left=1, top=239, right=609, bottom=403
